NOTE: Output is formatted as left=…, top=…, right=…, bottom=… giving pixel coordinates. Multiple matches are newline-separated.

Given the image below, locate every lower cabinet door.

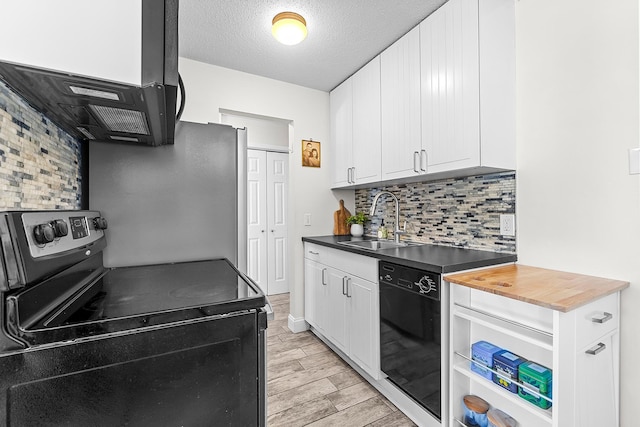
left=348, top=276, right=380, bottom=379
left=304, top=258, right=324, bottom=332
left=326, top=268, right=350, bottom=354
left=575, top=333, right=618, bottom=427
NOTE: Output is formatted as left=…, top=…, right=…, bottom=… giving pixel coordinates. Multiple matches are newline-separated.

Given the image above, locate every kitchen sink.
left=337, top=239, right=417, bottom=251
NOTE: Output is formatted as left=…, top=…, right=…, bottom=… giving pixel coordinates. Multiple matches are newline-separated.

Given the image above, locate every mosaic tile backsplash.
left=355, top=172, right=516, bottom=253
left=0, top=80, right=82, bottom=210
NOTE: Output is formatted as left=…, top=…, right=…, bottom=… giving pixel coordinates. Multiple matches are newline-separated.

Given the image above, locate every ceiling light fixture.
left=272, top=12, right=307, bottom=46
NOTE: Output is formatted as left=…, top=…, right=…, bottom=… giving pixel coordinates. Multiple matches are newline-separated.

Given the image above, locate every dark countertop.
left=302, top=235, right=517, bottom=274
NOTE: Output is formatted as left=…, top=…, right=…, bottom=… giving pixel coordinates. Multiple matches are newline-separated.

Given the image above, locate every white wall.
left=178, top=58, right=354, bottom=320
left=516, top=0, right=639, bottom=424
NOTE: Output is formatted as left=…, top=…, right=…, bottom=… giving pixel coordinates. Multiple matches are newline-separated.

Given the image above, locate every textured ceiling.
left=179, top=0, right=448, bottom=92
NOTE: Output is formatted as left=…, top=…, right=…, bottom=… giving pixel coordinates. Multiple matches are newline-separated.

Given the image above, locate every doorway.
left=221, top=111, right=291, bottom=295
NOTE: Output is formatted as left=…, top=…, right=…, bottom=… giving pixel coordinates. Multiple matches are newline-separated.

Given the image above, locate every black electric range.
left=0, top=210, right=268, bottom=426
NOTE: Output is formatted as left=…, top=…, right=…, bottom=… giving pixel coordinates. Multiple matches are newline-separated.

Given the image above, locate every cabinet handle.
left=346, top=277, right=352, bottom=298
left=308, top=250, right=319, bottom=255
left=321, top=268, right=327, bottom=286
left=346, top=168, right=351, bottom=183
left=413, top=151, right=420, bottom=173
left=420, top=149, right=427, bottom=172
left=586, top=342, right=607, bottom=355
left=352, top=167, right=356, bottom=183
left=342, top=276, right=348, bottom=295
left=591, top=312, right=613, bottom=323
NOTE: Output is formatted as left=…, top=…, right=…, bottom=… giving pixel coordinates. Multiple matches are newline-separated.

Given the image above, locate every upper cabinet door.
left=420, top=0, right=481, bottom=173
left=352, top=57, right=382, bottom=185
left=381, top=27, right=422, bottom=181
left=330, top=79, right=354, bottom=188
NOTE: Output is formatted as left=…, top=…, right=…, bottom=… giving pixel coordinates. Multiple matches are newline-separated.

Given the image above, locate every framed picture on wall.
left=302, top=140, right=321, bottom=168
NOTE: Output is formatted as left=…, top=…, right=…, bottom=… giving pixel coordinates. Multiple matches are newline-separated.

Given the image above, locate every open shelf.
left=455, top=351, right=553, bottom=404
left=452, top=356, right=553, bottom=424
left=452, top=418, right=469, bottom=427
left=452, top=303, right=553, bottom=351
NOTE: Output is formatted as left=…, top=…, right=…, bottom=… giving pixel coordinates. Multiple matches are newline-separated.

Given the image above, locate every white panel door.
left=330, top=79, right=353, bottom=188
left=246, top=150, right=268, bottom=293
left=420, top=0, right=480, bottom=173
left=352, top=57, right=382, bottom=185
left=348, top=276, right=380, bottom=379
left=267, top=152, right=289, bottom=295
left=326, top=268, right=349, bottom=354
left=304, top=259, right=329, bottom=334
left=575, top=333, right=619, bottom=427
left=381, top=26, right=423, bottom=181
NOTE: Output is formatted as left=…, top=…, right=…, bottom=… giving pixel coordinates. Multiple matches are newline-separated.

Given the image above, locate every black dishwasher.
left=379, top=261, right=442, bottom=419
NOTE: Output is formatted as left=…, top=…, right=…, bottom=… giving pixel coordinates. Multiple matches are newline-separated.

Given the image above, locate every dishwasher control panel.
left=379, top=261, right=440, bottom=300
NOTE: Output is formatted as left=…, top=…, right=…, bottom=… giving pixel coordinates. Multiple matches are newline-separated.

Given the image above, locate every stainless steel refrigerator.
left=89, top=121, right=247, bottom=271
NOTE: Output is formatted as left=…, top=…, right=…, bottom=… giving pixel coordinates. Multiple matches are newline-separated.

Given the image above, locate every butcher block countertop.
left=444, top=264, right=630, bottom=312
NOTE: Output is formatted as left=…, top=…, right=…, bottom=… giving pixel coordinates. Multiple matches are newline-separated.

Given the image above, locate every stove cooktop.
left=12, top=258, right=266, bottom=347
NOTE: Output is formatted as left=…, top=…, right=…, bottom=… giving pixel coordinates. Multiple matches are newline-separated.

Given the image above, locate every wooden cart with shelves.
left=445, top=264, right=628, bottom=427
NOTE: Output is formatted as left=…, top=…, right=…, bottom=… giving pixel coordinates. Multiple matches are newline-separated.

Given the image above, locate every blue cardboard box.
left=471, top=341, right=503, bottom=380
left=492, top=350, right=526, bottom=393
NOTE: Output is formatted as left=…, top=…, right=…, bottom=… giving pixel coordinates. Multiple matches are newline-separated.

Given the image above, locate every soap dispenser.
left=378, top=219, right=388, bottom=239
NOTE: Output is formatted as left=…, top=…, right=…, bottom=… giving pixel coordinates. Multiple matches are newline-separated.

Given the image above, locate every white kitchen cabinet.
left=303, top=258, right=326, bottom=334
left=447, top=275, right=625, bottom=427
left=330, top=58, right=381, bottom=188
left=303, top=243, right=381, bottom=379
left=332, top=0, right=515, bottom=187
left=575, top=332, right=619, bottom=426
left=419, top=0, right=514, bottom=176
left=380, top=26, right=422, bottom=181
left=347, top=274, right=379, bottom=378
left=0, top=1, right=146, bottom=86
left=330, top=79, right=353, bottom=187
left=325, top=267, right=350, bottom=353
left=352, top=57, right=382, bottom=185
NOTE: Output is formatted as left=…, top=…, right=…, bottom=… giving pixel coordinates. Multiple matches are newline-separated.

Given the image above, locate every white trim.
left=287, top=314, right=309, bottom=333
left=247, top=144, right=291, bottom=153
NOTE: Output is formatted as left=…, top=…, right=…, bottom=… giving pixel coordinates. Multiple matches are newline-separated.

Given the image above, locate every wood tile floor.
left=267, top=293, right=416, bottom=427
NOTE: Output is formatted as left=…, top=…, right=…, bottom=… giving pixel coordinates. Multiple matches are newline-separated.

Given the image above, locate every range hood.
left=0, top=0, right=179, bottom=146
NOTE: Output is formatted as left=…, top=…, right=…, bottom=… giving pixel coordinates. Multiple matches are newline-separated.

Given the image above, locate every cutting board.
left=333, top=200, right=351, bottom=236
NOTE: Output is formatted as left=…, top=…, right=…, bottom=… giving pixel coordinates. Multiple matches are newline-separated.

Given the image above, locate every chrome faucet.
left=369, top=191, right=406, bottom=244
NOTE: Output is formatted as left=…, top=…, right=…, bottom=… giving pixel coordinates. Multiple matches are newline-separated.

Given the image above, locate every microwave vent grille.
left=89, top=105, right=150, bottom=135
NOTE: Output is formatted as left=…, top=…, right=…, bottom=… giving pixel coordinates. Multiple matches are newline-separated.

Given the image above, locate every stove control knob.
left=93, top=217, right=108, bottom=230
left=52, top=219, right=68, bottom=237
left=33, top=223, right=55, bottom=244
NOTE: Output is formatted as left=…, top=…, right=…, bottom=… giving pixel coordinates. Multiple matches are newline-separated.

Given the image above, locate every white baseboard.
left=287, top=314, right=309, bottom=333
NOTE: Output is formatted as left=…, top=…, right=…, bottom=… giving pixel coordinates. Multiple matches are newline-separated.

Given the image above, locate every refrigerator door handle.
left=263, top=296, right=274, bottom=321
